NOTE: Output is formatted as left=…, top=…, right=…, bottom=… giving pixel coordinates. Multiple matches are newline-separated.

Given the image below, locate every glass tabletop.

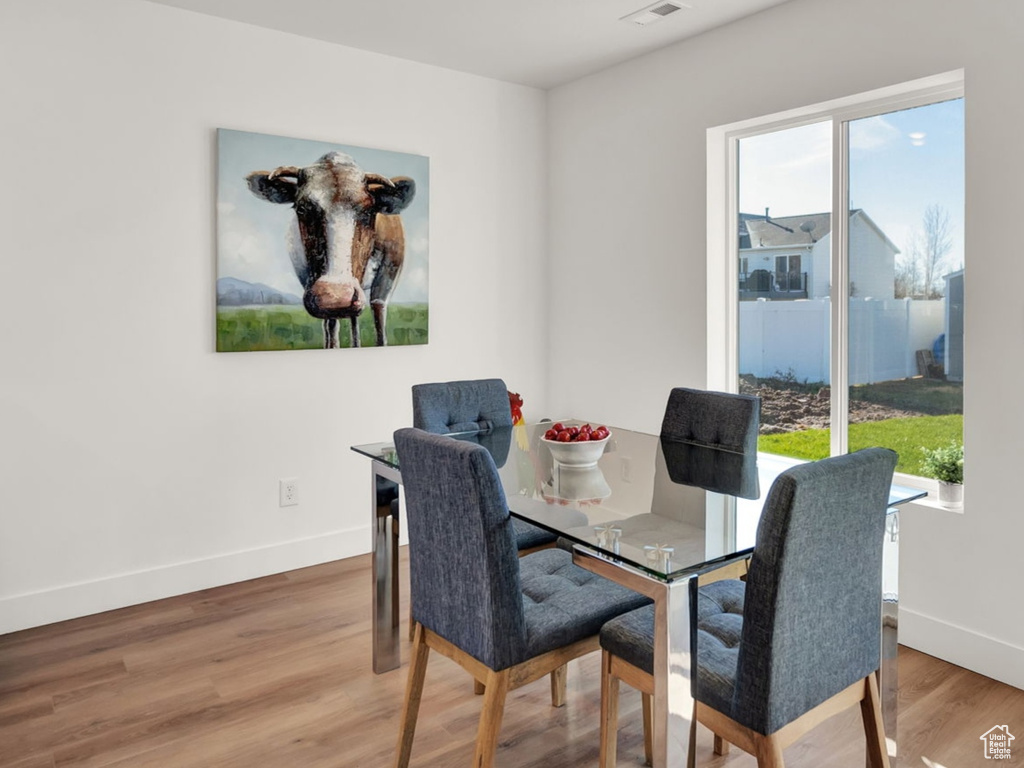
left=352, top=422, right=926, bottom=582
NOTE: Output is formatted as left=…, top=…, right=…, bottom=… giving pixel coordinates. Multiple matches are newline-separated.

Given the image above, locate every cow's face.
left=247, top=152, right=415, bottom=320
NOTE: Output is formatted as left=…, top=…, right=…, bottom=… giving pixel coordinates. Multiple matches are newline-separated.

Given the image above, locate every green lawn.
left=217, top=303, right=428, bottom=352
left=850, top=378, right=963, bottom=415
left=759, top=413, right=963, bottom=476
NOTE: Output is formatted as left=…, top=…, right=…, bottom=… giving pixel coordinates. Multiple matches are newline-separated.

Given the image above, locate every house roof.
left=739, top=209, right=899, bottom=254
left=743, top=211, right=832, bottom=248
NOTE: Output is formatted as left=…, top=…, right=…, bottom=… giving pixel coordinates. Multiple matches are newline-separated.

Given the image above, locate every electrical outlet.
left=279, top=477, right=299, bottom=507
left=621, top=457, right=633, bottom=482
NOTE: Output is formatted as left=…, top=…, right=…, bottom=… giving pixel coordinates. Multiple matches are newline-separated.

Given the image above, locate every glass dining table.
left=351, top=422, right=924, bottom=767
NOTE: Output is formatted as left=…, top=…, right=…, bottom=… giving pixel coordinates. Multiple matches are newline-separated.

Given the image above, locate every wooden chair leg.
left=642, top=692, right=654, bottom=766
left=474, top=679, right=486, bottom=695
left=861, top=674, right=891, bottom=768
left=472, top=668, right=511, bottom=768
left=753, top=733, right=785, bottom=768
left=599, top=651, right=620, bottom=768
left=550, top=664, right=567, bottom=707
left=394, top=623, right=430, bottom=768
left=714, top=734, right=731, bottom=755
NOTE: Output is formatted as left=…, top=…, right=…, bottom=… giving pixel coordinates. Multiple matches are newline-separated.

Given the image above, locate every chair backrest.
left=660, top=438, right=759, bottom=499
left=660, top=387, right=760, bottom=454
left=733, top=447, right=898, bottom=735
left=412, top=378, right=512, bottom=434
left=393, top=427, right=528, bottom=671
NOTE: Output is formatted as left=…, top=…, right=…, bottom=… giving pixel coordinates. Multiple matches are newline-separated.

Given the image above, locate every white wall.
left=548, top=0, right=1024, bottom=687
left=0, top=0, right=548, bottom=633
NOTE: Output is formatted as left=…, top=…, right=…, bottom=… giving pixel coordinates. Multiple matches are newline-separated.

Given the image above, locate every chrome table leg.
left=571, top=548, right=697, bottom=768
left=652, top=575, right=697, bottom=768
left=879, top=507, right=900, bottom=761
left=372, top=460, right=402, bottom=674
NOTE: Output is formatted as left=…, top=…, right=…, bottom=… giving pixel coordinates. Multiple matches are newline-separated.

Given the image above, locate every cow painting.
left=246, top=152, right=416, bottom=348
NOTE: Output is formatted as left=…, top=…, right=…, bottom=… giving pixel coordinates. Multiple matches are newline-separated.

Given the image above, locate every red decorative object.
left=508, top=391, right=524, bottom=426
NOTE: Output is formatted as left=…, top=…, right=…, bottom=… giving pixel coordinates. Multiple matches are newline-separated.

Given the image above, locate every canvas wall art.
left=216, top=128, right=429, bottom=351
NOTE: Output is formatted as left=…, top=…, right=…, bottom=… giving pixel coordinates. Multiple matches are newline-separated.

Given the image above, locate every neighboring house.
left=739, top=209, right=899, bottom=301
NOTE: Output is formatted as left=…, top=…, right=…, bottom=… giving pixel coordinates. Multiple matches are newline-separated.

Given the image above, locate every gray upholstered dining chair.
left=408, top=380, right=566, bottom=700
left=597, top=447, right=898, bottom=768
left=661, top=386, right=761, bottom=455
left=661, top=386, right=762, bottom=581
left=392, top=428, right=650, bottom=768
left=412, top=378, right=556, bottom=554
left=412, top=377, right=513, bottom=434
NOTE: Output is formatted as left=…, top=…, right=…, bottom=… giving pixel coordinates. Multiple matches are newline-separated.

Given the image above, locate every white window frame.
left=706, top=70, right=964, bottom=487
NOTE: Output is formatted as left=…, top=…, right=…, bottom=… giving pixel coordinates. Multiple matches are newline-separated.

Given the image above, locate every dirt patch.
left=739, top=376, right=921, bottom=435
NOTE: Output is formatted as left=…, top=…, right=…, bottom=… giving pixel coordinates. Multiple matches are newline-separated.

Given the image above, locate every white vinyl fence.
left=739, top=298, right=945, bottom=385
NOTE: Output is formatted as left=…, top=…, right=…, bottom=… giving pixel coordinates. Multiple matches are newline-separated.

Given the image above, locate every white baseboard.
left=901, top=608, right=1024, bottom=690
left=0, top=529, right=370, bottom=636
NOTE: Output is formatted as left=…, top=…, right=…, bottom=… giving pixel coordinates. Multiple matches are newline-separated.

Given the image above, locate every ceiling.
left=145, top=0, right=794, bottom=89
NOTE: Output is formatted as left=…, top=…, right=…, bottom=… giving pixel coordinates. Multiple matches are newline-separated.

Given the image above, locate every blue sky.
left=738, top=98, right=965, bottom=271
left=217, top=128, right=430, bottom=303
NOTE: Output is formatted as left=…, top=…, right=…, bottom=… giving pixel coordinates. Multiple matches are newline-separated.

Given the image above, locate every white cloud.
left=393, top=264, right=428, bottom=303
left=739, top=122, right=831, bottom=216
left=407, top=232, right=429, bottom=257
left=217, top=212, right=302, bottom=295
left=850, top=115, right=902, bottom=151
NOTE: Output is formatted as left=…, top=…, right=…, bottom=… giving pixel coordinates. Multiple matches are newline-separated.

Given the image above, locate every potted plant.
left=922, top=441, right=964, bottom=508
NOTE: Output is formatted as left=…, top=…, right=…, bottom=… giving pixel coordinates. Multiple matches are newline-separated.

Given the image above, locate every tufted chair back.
left=733, top=447, right=897, bottom=734
left=412, top=378, right=513, bottom=435
left=660, top=438, right=760, bottom=499
left=660, top=387, right=760, bottom=454
left=393, top=427, right=529, bottom=671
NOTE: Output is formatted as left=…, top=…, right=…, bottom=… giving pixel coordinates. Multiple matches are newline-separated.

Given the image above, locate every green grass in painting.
left=759, top=414, right=964, bottom=476
left=217, top=303, right=429, bottom=352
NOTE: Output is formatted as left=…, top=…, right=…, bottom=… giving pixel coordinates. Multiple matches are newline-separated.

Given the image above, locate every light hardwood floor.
left=1, top=552, right=1021, bottom=767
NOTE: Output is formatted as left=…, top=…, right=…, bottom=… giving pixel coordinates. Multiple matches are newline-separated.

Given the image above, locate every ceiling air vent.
left=620, top=1, right=689, bottom=27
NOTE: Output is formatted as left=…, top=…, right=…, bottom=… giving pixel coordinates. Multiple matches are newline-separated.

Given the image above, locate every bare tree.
left=920, top=204, right=954, bottom=298
left=894, top=231, right=923, bottom=298
left=896, top=205, right=954, bottom=299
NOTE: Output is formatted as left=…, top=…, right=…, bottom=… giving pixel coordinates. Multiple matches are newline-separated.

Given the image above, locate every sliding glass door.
left=845, top=99, right=964, bottom=476
left=732, top=91, right=964, bottom=479
left=737, top=120, right=832, bottom=460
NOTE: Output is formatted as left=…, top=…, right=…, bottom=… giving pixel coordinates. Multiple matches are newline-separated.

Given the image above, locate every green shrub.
left=921, top=441, right=964, bottom=484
